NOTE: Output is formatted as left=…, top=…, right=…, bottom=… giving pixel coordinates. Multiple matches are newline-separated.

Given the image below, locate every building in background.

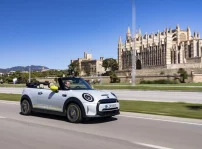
left=71, top=52, right=105, bottom=76
left=118, top=25, right=202, bottom=71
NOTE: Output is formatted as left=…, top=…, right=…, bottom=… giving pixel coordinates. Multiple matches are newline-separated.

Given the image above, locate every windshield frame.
left=58, top=77, right=93, bottom=90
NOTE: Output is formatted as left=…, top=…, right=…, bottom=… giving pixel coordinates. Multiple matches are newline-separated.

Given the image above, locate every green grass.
left=1, top=83, right=202, bottom=92
left=0, top=93, right=21, bottom=101
left=93, top=85, right=202, bottom=92
left=0, top=93, right=202, bottom=119
left=94, top=82, right=202, bottom=86
left=120, top=100, right=202, bottom=119
left=0, top=84, right=26, bottom=88
left=138, top=83, right=202, bottom=86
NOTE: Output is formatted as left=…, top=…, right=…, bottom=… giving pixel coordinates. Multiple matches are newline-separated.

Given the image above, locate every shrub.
left=177, top=68, right=188, bottom=83
left=110, top=72, right=120, bottom=83
left=160, top=71, right=165, bottom=75
left=102, top=71, right=113, bottom=76
left=140, top=79, right=179, bottom=84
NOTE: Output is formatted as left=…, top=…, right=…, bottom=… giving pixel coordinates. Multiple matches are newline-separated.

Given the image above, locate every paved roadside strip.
left=1, top=87, right=202, bottom=104
left=119, top=112, right=202, bottom=126
left=1, top=100, right=202, bottom=126
left=0, top=100, right=202, bottom=149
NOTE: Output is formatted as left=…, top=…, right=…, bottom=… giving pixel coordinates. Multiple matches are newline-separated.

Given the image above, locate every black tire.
left=66, top=103, right=83, bottom=123
left=21, top=99, right=32, bottom=115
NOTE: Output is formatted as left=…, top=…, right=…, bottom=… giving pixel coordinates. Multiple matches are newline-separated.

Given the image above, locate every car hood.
left=70, top=89, right=116, bottom=102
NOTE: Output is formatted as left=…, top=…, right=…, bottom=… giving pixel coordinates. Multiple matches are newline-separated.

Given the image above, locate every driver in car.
left=64, top=81, right=71, bottom=89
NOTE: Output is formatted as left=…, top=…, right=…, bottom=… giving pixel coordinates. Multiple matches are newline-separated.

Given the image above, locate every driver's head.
left=64, top=81, right=70, bottom=88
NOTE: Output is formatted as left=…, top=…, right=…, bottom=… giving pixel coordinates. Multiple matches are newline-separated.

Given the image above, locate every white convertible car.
left=20, top=77, right=120, bottom=123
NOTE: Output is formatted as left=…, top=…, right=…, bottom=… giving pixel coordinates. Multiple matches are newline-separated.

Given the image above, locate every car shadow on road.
left=19, top=112, right=118, bottom=124
left=82, top=117, right=118, bottom=124
left=19, top=112, right=67, bottom=121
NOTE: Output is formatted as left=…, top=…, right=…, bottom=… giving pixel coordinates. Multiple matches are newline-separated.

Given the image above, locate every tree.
left=84, top=63, right=91, bottom=76
left=102, top=58, right=118, bottom=72
left=68, top=61, right=80, bottom=76
left=110, top=72, right=120, bottom=83
left=177, top=68, right=188, bottom=83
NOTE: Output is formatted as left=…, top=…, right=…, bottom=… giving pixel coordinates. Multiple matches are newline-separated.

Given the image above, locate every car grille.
left=99, top=98, right=118, bottom=104
left=97, top=110, right=120, bottom=117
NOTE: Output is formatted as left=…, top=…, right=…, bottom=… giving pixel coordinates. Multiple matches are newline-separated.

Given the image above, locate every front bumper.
left=96, top=99, right=120, bottom=117
left=97, top=109, right=120, bottom=117
left=83, top=98, right=120, bottom=117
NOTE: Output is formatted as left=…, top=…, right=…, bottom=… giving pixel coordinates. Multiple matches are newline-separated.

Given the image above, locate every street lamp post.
left=131, top=0, right=136, bottom=86
left=29, top=65, right=31, bottom=83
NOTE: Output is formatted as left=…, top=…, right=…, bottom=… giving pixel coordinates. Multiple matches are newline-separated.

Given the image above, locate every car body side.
left=21, top=85, right=120, bottom=118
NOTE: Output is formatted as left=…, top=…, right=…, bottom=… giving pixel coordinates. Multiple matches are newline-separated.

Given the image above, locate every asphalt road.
left=0, top=87, right=202, bottom=103
left=0, top=100, right=202, bottom=149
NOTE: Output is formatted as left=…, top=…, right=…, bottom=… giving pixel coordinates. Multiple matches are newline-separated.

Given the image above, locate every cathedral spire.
left=127, top=26, right=131, bottom=36
left=194, top=31, right=196, bottom=38
left=118, top=36, right=122, bottom=45
left=176, top=24, right=180, bottom=31
left=187, top=26, right=190, bottom=31
left=169, top=27, right=172, bottom=33
left=197, top=32, right=200, bottom=38
left=138, top=28, right=141, bottom=36
left=166, top=27, right=168, bottom=33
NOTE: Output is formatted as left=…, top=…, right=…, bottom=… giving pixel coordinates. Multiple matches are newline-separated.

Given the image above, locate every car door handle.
left=62, top=94, right=67, bottom=97
left=38, top=92, right=43, bottom=95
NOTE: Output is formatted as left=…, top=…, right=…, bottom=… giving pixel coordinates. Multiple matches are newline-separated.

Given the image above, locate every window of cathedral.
left=188, top=45, right=191, bottom=58
left=173, top=37, right=177, bottom=41
left=201, top=47, right=202, bottom=56
left=178, top=53, right=180, bottom=64
left=197, top=41, right=199, bottom=57
left=171, top=51, right=173, bottom=64
left=178, top=46, right=181, bottom=50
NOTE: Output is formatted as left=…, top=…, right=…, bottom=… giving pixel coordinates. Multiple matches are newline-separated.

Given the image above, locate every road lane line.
left=135, top=142, right=172, bottom=149
left=1, top=100, right=202, bottom=126
left=0, top=116, right=6, bottom=118
left=119, top=115, right=202, bottom=126
left=0, top=101, right=19, bottom=105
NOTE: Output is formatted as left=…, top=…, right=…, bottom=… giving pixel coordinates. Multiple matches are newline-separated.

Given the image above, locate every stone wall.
left=82, top=75, right=193, bottom=84
left=167, top=63, right=202, bottom=69
left=116, top=67, right=202, bottom=77
left=192, top=72, right=202, bottom=83
left=36, top=71, right=200, bottom=84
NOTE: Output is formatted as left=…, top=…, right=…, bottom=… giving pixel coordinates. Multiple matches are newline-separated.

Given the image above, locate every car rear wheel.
left=21, top=99, right=32, bottom=115
left=66, top=103, right=83, bottom=123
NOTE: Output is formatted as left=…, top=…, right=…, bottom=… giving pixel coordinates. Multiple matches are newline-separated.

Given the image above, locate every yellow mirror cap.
left=50, top=86, right=58, bottom=90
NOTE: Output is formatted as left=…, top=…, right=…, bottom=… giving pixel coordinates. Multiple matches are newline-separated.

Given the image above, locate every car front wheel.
left=21, top=99, right=32, bottom=115
left=66, top=103, right=83, bottom=123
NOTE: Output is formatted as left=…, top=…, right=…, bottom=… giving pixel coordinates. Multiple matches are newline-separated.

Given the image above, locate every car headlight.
left=82, top=93, right=94, bottom=102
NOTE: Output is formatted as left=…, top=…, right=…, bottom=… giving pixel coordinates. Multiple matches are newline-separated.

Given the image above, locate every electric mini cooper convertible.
left=20, top=77, right=120, bottom=123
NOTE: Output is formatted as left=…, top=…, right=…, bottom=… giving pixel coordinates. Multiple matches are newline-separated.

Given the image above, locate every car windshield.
left=61, top=77, right=93, bottom=90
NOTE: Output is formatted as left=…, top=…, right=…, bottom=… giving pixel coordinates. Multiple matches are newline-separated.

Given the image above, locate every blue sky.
left=1, top=0, right=202, bottom=69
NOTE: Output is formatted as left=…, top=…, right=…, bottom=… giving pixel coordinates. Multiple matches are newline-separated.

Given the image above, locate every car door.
left=36, top=88, right=64, bottom=112
left=25, top=88, right=39, bottom=108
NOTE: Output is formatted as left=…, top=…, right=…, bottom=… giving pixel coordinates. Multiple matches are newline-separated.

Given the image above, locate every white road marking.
left=1, top=100, right=202, bottom=126
left=134, top=142, right=172, bottom=149
left=119, top=115, right=202, bottom=126
left=0, top=101, right=19, bottom=105
left=0, top=116, right=6, bottom=119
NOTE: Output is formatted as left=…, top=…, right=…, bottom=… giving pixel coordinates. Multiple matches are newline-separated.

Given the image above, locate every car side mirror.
left=50, top=85, right=58, bottom=92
